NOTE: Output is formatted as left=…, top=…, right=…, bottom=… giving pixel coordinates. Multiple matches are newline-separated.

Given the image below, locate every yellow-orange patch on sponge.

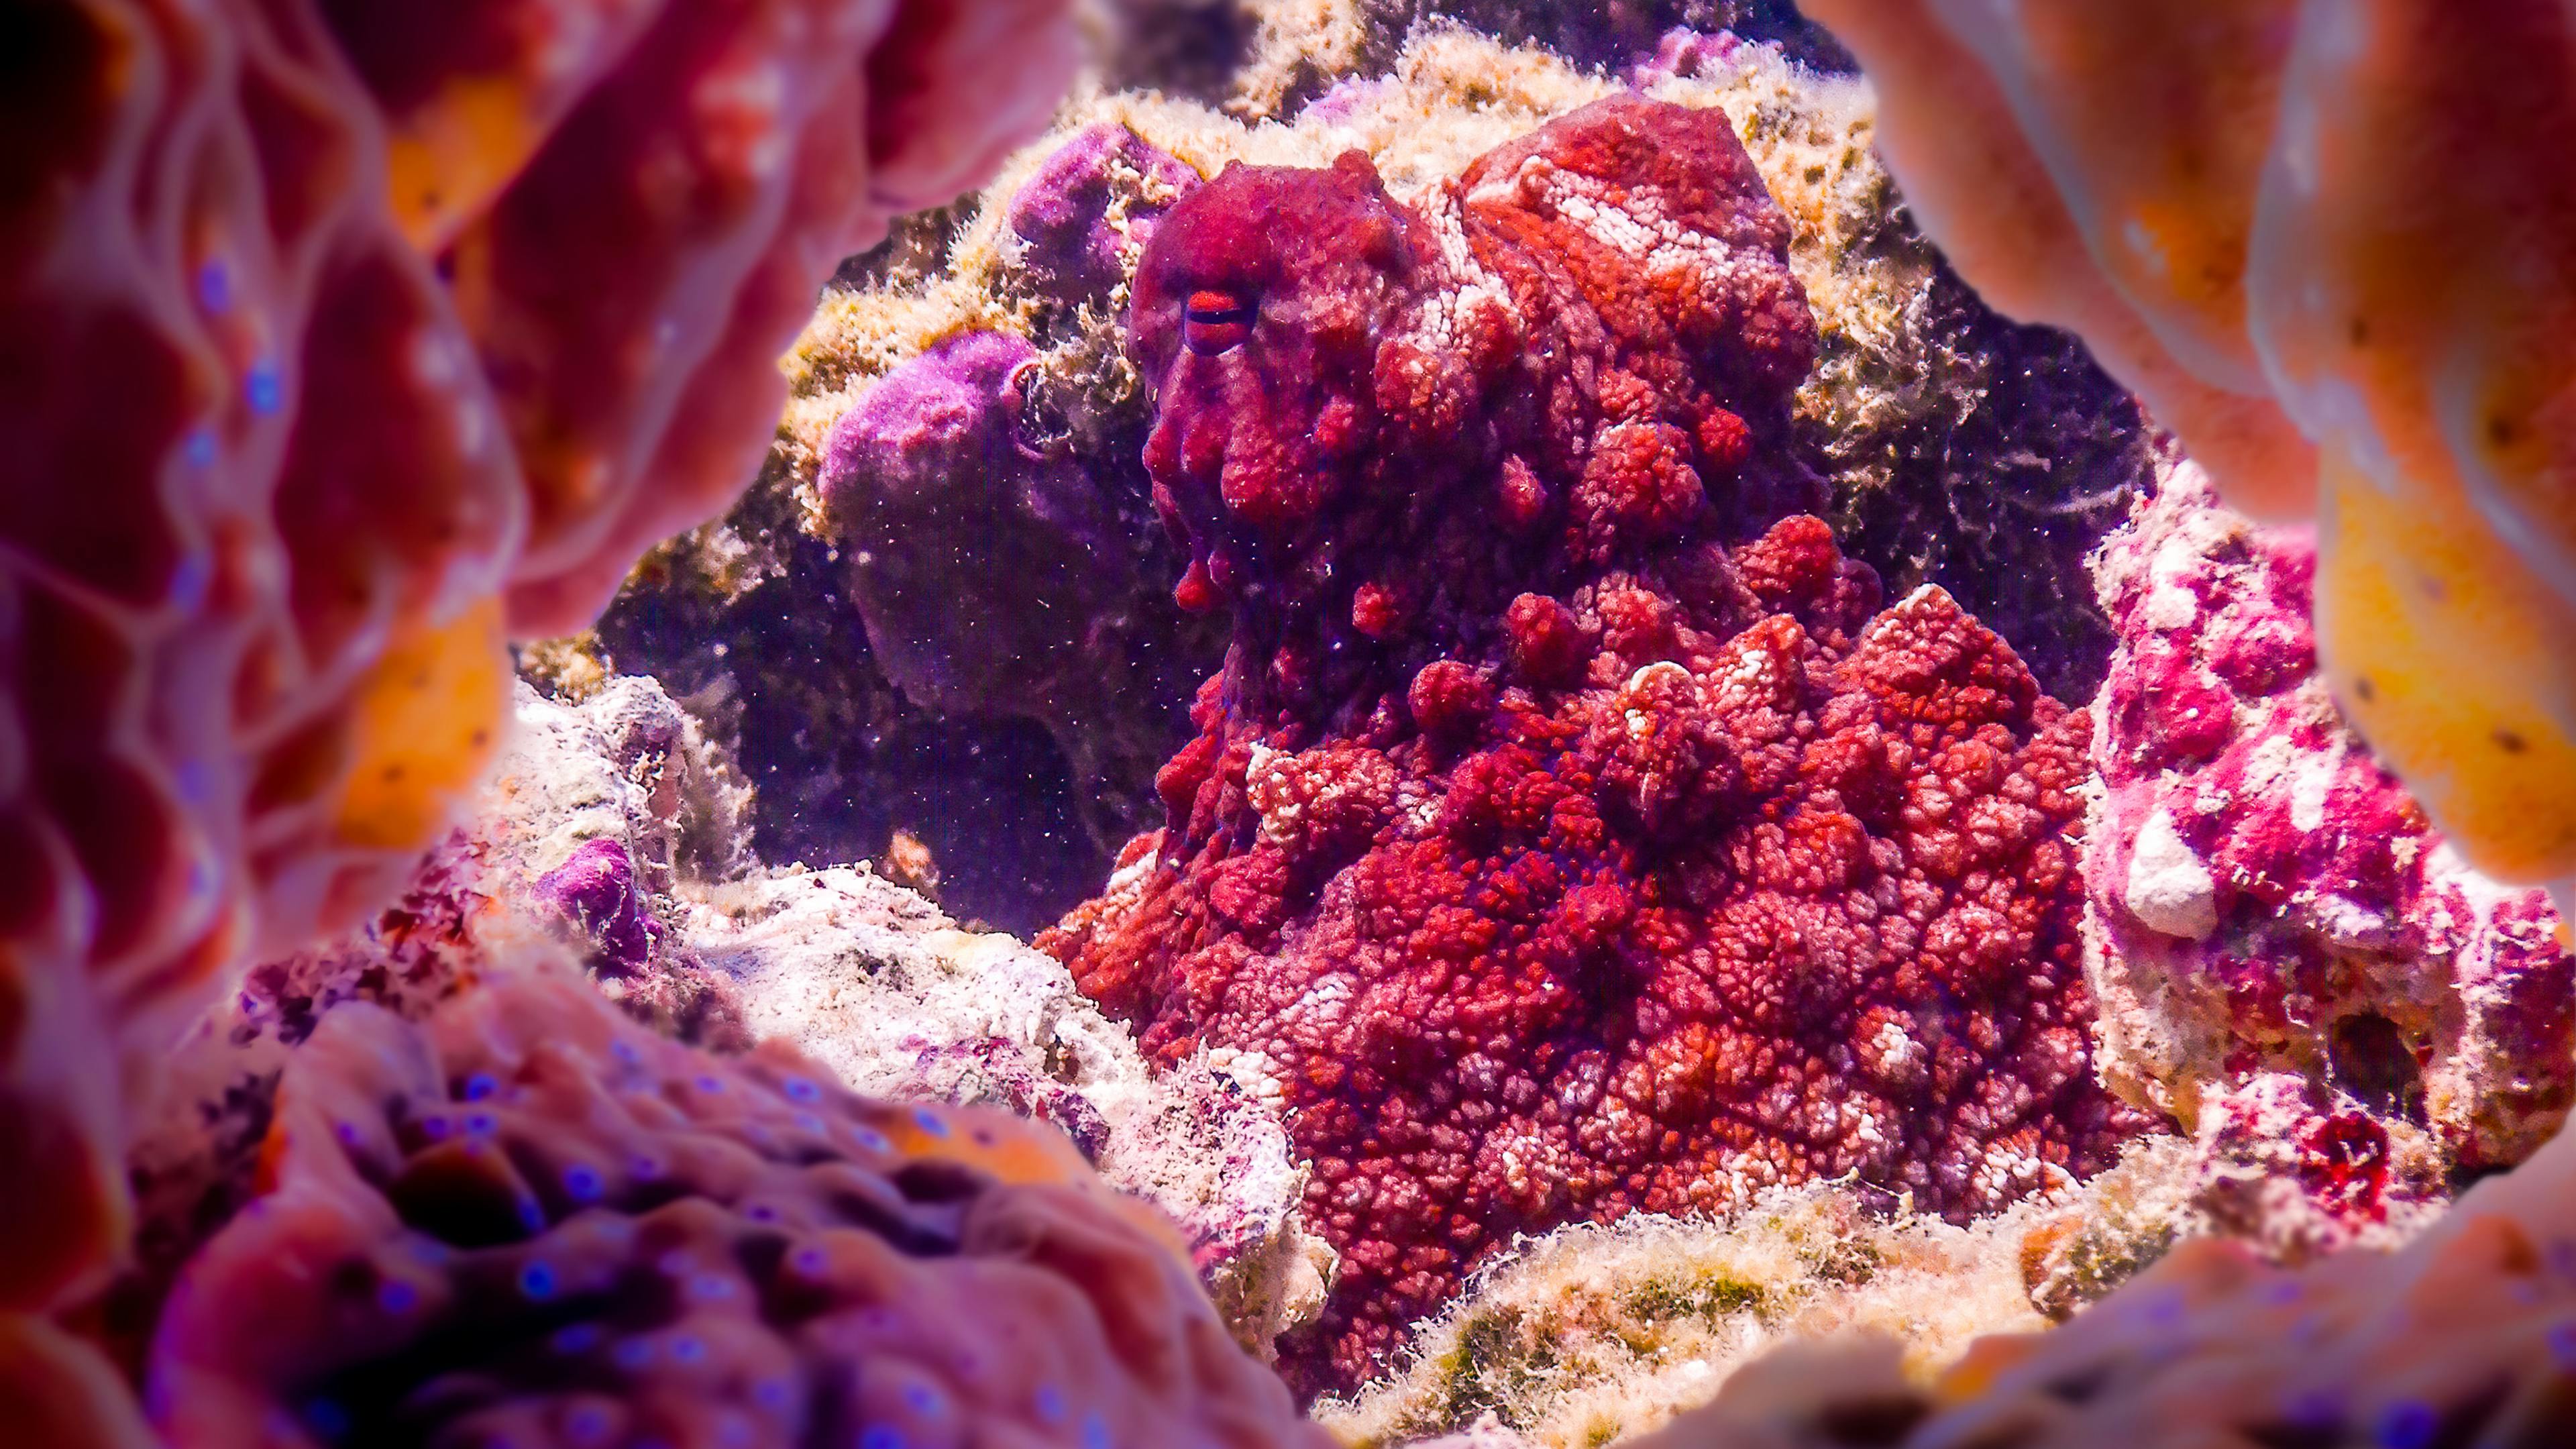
left=331, top=596, right=512, bottom=853
left=383, top=79, right=549, bottom=251
left=2318, top=459, right=2576, bottom=883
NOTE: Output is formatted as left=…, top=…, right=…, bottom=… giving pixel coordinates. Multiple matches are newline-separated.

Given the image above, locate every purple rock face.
left=816, top=331, right=1217, bottom=864
left=535, top=837, right=661, bottom=975
left=1006, top=122, right=1200, bottom=306
left=819, top=331, right=1121, bottom=718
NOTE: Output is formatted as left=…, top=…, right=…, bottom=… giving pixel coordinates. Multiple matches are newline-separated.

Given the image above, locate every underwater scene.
left=8, top=0, right=2576, bottom=1445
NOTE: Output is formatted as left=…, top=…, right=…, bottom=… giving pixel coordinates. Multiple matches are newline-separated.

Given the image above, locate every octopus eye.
left=1183, top=288, right=1256, bottom=356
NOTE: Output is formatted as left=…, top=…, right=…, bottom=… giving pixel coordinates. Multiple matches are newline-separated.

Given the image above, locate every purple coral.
left=2086, top=462, right=2574, bottom=1191
left=1008, top=123, right=1201, bottom=306
left=820, top=331, right=1112, bottom=720
left=816, top=330, right=1216, bottom=858
left=534, top=837, right=661, bottom=975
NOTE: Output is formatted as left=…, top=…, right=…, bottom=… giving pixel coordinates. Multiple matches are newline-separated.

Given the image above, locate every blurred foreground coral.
left=1797, top=0, right=2576, bottom=907
left=148, top=963, right=1324, bottom=1448
left=1, top=0, right=1073, bottom=1436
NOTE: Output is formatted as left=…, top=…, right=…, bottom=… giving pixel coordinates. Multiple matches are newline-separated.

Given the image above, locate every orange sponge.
left=1801, top=0, right=2576, bottom=896
left=0, top=0, right=1077, bottom=1397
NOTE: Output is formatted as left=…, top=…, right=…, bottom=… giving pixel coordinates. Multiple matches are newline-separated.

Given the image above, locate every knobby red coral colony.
left=1040, top=95, right=2157, bottom=1393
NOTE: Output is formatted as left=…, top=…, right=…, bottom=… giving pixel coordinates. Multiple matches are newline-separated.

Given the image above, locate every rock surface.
left=2085, top=460, right=2572, bottom=1253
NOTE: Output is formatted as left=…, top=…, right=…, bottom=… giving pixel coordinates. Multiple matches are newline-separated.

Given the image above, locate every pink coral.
left=1796, top=0, right=2576, bottom=903
left=535, top=838, right=663, bottom=976
left=147, top=967, right=1325, bottom=1449
left=1042, top=97, right=2153, bottom=1393
left=2086, top=462, right=2573, bottom=1208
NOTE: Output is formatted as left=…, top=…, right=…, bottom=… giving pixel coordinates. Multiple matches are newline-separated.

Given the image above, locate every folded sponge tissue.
left=2, top=0, right=1075, bottom=1437
left=147, top=966, right=1330, bottom=1449
left=1797, top=0, right=2576, bottom=910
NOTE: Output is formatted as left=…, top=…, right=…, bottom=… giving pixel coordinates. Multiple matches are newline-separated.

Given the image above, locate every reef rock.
left=677, top=863, right=1336, bottom=1357
left=2085, top=460, right=2571, bottom=1253
left=1043, top=95, right=2155, bottom=1393
left=1633, top=1104, right=2576, bottom=1449
left=119, top=672, right=1332, bottom=1373
left=816, top=325, right=1214, bottom=859
left=1799, top=0, right=2576, bottom=904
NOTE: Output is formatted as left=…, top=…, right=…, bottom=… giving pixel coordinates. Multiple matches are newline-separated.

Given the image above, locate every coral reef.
left=105, top=676, right=766, bottom=1375
left=610, top=15, right=2155, bottom=930
left=1797, top=0, right=2576, bottom=903
left=535, top=839, right=665, bottom=976
left=1043, top=95, right=2155, bottom=1393
left=591, top=497, right=1157, bottom=933
left=1324, top=1195, right=2031, bottom=1449
left=146, top=965, right=1326, bottom=1449
left=596, top=111, right=1226, bottom=931
left=2084, top=461, right=2571, bottom=1253
left=677, top=862, right=1339, bottom=1356
left=1007, top=123, right=1206, bottom=307
left=1629, top=1105, right=2576, bottom=1449
left=1, top=0, right=1078, bottom=1399
left=113, top=672, right=1332, bottom=1381
left=1366, top=3, right=1849, bottom=78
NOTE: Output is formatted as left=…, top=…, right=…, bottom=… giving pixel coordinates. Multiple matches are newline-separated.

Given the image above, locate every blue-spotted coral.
left=148, top=966, right=1326, bottom=1449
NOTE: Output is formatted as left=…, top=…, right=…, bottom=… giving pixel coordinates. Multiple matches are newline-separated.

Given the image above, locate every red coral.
left=1044, top=98, right=2152, bottom=1393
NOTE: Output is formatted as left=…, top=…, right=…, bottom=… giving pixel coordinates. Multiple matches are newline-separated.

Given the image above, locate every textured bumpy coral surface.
left=0, top=0, right=1076, bottom=1395
left=1043, top=95, right=2154, bottom=1393
left=641, top=16, right=2157, bottom=930
left=1632, top=1108, right=2576, bottom=1449
left=2084, top=462, right=2573, bottom=1254
left=1797, top=0, right=2576, bottom=903
left=148, top=967, right=1325, bottom=1449
left=112, top=674, right=1334, bottom=1393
